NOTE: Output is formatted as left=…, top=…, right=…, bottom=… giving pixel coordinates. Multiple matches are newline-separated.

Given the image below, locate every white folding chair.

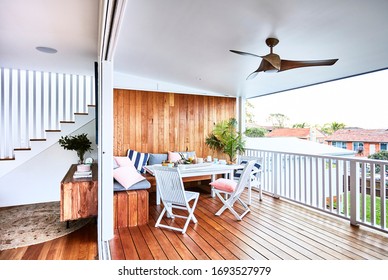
left=213, top=160, right=256, bottom=220
left=153, top=166, right=200, bottom=234
left=234, top=155, right=263, bottom=204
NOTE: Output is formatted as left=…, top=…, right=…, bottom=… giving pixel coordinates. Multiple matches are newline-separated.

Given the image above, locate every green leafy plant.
left=368, top=150, right=388, bottom=174
left=58, top=133, right=93, bottom=163
left=245, top=127, right=267, bottom=137
left=205, top=118, right=245, bottom=163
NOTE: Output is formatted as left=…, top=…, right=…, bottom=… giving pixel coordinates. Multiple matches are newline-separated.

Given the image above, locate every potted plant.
left=58, top=133, right=93, bottom=164
left=205, top=118, right=245, bottom=163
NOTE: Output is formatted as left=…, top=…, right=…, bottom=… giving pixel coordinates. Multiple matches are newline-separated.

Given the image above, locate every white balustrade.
left=244, top=148, right=388, bottom=233
left=0, top=67, right=95, bottom=160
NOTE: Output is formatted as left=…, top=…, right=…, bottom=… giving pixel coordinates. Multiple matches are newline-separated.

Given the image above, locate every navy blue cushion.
left=234, top=160, right=261, bottom=179
left=127, top=149, right=150, bottom=174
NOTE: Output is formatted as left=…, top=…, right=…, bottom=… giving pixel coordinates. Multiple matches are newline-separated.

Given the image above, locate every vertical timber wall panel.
left=113, top=89, right=236, bottom=158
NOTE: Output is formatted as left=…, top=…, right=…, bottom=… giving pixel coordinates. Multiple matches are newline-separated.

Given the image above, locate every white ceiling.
left=0, top=0, right=99, bottom=75
left=2, top=0, right=388, bottom=98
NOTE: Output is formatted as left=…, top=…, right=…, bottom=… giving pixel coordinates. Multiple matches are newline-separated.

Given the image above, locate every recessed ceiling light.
left=36, top=46, right=58, bottom=54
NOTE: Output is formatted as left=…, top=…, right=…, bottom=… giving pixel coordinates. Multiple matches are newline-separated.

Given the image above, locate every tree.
left=321, top=122, right=346, bottom=135
left=368, top=150, right=388, bottom=174
left=205, top=118, right=245, bottom=163
left=245, top=127, right=267, bottom=137
left=245, top=100, right=255, bottom=124
left=266, top=113, right=289, bottom=128
left=292, top=122, right=309, bottom=128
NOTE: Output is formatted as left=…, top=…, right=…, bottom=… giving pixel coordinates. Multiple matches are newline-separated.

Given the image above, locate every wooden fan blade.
left=230, top=50, right=261, bottom=58
left=246, top=59, right=279, bottom=79
left=279, top=59, right=338, bottom=72
left=246, top=71, right=259, bottom=80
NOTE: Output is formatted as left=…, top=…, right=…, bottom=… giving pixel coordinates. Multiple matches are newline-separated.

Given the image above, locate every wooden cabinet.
left=60, top=164, right=98, bottom=222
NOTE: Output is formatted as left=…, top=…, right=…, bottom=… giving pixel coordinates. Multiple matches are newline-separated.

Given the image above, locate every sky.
left=249, top=69, right=388, bottom=129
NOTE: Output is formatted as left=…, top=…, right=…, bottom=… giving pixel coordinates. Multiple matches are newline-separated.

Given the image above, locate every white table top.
left=144, top=163, right=244, bottom=177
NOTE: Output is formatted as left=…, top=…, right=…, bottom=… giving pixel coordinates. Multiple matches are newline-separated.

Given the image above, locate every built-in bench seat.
left=112, top=150, right=212, bottom=229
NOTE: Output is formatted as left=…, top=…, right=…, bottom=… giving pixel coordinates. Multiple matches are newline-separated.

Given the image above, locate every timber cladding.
left=113, top=89, right=236, bottom=159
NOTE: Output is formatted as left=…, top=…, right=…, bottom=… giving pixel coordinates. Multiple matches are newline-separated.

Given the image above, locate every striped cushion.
left=127, top=149, right=150, bottom=174
left=234, top=160, right=261, bottom=179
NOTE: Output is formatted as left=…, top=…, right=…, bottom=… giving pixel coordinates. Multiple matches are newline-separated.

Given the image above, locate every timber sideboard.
left=60, top=164, right=98, bottom=222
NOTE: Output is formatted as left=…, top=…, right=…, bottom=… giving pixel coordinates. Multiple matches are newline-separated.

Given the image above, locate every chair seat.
left=212, top=160, right=256, bottom=221
left=185, top=191, right=200, bottom=202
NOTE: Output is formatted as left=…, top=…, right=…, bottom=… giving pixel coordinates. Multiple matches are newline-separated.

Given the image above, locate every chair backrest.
left=235, top=155, right=262, bottom=180
left=153, top=166, right=187, bottom=206
left=232, top=160, right=256, bottom=199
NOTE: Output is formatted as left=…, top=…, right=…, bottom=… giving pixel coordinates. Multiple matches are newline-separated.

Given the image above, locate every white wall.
left=0, top=120, right=97, bottom=207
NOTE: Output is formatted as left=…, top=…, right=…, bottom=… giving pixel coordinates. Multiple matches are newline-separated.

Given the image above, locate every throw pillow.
left=149, top=153, right=168, bottom=165
left=209, top=178, right=237, bottom=193
left=127, top=149, right=150, bottom=173
left=168, top=151, right=182, bottom=162
left=113, top=165, right=145, bottom=189
left=114, top=156, right=135, bottom=168
left=234, top=161, right=261, bottom=179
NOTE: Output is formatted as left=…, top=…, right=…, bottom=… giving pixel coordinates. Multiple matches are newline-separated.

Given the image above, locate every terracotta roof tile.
left=267, top=128, right=325, bottom=138
left=325, top=128, right=388, bottom=142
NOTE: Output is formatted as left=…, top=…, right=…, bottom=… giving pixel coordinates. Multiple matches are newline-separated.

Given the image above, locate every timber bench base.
left=113, top=190, right=149, bottom=229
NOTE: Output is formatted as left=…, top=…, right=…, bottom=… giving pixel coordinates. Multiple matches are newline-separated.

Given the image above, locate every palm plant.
left=205, top=118, right=245, bottom=163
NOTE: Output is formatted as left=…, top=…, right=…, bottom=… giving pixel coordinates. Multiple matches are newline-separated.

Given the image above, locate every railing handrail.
left=245, top=147, right=388, bottom=165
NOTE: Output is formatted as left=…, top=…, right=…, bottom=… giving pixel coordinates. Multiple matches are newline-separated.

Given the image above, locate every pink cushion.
left=113, top=165, right=145, bottom=189
left=114, top=156, right=135, bottom=167
left=168, top=151, right=181, bottom=162
left=209, top=178, right=237, bottom=192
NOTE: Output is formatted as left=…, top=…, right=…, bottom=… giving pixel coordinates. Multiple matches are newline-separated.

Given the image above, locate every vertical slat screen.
left=0, top=67, right=95, bottom=160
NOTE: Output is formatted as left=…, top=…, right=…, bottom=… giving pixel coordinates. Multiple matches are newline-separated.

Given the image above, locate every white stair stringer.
left=0, top=107, right=96, bottom=179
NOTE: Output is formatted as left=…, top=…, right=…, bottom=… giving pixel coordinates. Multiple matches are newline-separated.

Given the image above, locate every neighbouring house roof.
left=266, top=128, right=325, bottom=139
left=245, top=137, right=356, bottom=156
left=325, top=128, right=388, bottom=143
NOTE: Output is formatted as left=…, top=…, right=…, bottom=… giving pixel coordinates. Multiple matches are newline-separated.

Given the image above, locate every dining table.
left=144, top=162, right=244, bottom=205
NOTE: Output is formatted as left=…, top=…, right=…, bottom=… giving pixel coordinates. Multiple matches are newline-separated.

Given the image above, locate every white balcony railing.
left=244, top=148, right=388, bottom=234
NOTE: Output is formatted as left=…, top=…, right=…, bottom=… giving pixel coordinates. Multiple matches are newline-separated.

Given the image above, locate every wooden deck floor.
left=109, top=187, right=388, bottom=260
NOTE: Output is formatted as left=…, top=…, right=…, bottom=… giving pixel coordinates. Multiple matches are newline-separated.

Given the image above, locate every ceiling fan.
left=230, top=37, right=338, bottom=80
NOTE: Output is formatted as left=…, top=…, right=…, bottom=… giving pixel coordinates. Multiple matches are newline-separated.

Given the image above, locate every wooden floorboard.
left=2, top=188, right=387, bottom=261
left=110, top=188, right=388, bottom=260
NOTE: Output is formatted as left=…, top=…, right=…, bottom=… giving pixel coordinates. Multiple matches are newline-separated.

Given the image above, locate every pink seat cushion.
left=113, top=165, right=145, bottom=189
left=210, top=178, right=237, bottom=192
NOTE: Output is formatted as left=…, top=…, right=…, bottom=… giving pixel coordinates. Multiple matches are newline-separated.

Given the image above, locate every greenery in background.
left=368, top=150, right=388, bottom=173
left=292, top=122, right=309, bottom=128
left=334, top=194, right=388, bottom=226
left=245, top=100, right=256, bottom=125
left=320, top=122, right=346, bottom=135
left=58, top=133, right=93, bottom=163
left=205, top=118, right=245, bottom=163
left=266, top=113, right=289, bottom=128
left=245, top=127, right=267, bottom=137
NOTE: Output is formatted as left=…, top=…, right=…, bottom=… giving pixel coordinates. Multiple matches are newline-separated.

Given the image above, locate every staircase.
left=0, top=67, right=96, bottom=178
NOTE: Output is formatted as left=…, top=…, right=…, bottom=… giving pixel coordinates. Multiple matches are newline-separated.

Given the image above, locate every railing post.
left=273, top=152, right=280, bottom=198
left=349, top=160, right=360, bottom=226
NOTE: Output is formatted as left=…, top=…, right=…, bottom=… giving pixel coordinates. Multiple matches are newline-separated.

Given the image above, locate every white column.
left=98, top=60, right=114, bottom=243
